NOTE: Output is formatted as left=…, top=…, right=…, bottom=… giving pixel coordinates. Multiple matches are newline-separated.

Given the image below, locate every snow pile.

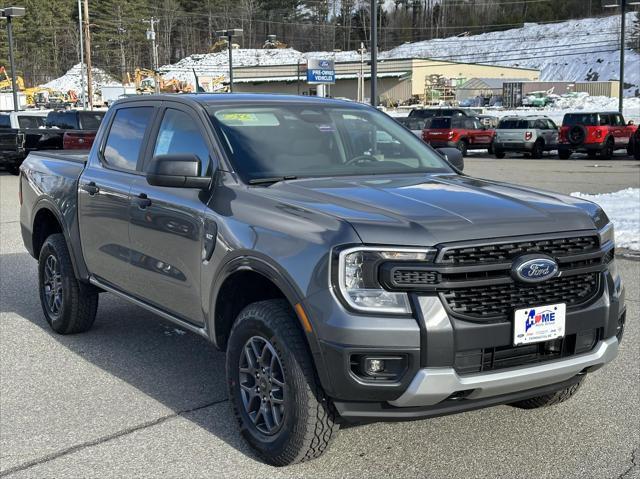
left=42, top=63, right=120, bottom=93
left=159, top=48, right=360, bottom=83
left=383, top=13, right=640, bottom=95
left=571, top=188, right=640, bottom=251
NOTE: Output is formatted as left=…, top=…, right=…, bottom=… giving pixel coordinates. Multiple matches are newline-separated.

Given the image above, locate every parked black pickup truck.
left=1, top=109, right=104, bottom=174
left=19, top=94, right=625, bottom=466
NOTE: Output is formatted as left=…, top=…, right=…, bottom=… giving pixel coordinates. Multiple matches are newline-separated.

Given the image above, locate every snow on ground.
left=571, top=188, right=640, bottom=251
left=42, top=63, right=120, bottom=93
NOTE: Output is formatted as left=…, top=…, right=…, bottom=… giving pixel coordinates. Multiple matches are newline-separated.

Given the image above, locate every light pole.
left=370, top=0, right=378, bottom=106
left=77, top=0, right=86, bottom=109
left=604, top=0, right=640, bottom=113
left=216, top=29, right=243, bottom=93
left=1, top=7, right=26, bottom=112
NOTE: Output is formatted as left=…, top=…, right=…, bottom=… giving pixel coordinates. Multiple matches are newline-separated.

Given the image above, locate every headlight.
left=599, top=223, right=614, bottom=246
left=334, top=246, right=435, bottom=314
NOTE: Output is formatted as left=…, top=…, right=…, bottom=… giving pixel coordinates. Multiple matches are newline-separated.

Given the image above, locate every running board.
left=89, top=277, right=209, bottom=339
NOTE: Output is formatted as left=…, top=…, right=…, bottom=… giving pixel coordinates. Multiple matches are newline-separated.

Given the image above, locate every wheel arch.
left=209, top=256, right=332, bottom=394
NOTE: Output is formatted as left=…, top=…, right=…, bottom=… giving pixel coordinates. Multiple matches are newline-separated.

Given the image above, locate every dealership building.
left=231, top=57, right=540, bottom=104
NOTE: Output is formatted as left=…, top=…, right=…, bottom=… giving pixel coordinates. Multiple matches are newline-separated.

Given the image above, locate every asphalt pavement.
left=1, top=156, right=639, bottom=478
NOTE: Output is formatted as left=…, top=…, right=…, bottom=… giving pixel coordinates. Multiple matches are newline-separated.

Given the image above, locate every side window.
left=102, top=107, right=154, bottom=171
left=547, top=119, right=557, bottom=130
left=152, top=109, right=212, bottom=176
left=612, top=114, right=624, bottom=126
left=535, top=119, right=546, bottom=130
left=599, top=115, right=610, bottom=126
left=0, top=115, right=10, bottom=128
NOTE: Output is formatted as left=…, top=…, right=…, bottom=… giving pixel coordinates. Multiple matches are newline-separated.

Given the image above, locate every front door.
left=127, top=105, right=215, bottom=325
left=78, top=105, right=156, bottom=290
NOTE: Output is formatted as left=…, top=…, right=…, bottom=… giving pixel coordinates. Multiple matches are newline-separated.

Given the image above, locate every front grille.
left=439, top=235, right=599, bottom=265
left=392, top=268, right=439, bottom=286
left=440, top=272, right=599, bottom=321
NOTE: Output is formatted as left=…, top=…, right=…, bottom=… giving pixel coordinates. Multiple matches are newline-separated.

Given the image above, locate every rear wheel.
left=558, top=149, right=572, bottom=160
left=7, top=165, right=20, bottom=175
left=599, top=138, right=614, bottom=160
left=587, top=150, right=598, bottom=159
left=510, top=377, right=584, bottom=409
left=531, top=140, right=544, bottom=159
left=38, top=234, right=98, bottom=334
left=456, top=139, right=468, bottom=156
left=227, top=299, right=339, bottom=466
left=494, top=148, right=506, bottom=159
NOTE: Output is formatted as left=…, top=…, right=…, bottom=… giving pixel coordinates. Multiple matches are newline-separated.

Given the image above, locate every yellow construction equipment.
left=134, top=68, right=193, bottom=94
left=0, top=65, right=26, bottom=92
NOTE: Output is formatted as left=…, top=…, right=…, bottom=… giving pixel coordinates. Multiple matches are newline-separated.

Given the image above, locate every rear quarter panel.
left=20, top=151, right=89, bottom=278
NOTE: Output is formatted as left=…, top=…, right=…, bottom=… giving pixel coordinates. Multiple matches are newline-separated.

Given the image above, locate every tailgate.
left=0, top=130, right=24, bottom=153
left=496, top=129, right=525, bottom=142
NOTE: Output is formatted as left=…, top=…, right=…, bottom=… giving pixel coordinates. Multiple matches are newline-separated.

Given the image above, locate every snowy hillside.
left=42, top=63, right=120, bottom=93
left=383, top=13, right=640, bottom=95
left=160, top=13, right=640, bottom=96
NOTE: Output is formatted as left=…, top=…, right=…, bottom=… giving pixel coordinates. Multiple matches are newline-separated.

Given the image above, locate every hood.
left=255, top=174, right=598, bottom=246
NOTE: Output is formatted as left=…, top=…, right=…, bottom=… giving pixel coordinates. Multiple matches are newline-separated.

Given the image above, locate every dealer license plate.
left=513, top=303, right=566, bottom=346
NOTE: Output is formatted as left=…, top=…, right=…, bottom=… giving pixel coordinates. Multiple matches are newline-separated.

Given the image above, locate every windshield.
left=209, top=104, right=453, bottom=182
left=563, top=114, right=598, bottom=126
left=498, top=119, right=532, bottom=129
left=18, top=115, right=46, bottom=129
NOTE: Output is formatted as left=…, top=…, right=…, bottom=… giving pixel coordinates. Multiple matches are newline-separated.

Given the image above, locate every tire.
left=456, top=139, right=468, bottom=156
left=38, top=233, right=98, bottom=334
left=510, top=377, right=584, bottom=409
left=226, top=299, right=339, bottom=466
left=531, top=140, right=544, bottom=159
left=587, top=150, right=598, bottom=159
left=599, top=138, right=614, bottom=160
left=494, top=148, right=506, bottom=159
left=558, top=149, right=572, bottom=160
left=7, top=165, right=20, bottom=176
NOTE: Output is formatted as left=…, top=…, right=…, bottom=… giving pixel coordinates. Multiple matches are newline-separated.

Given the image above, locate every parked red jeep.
left=558, top=111, right=637, bottom=160
left=422, top=116, right=495, bottom=156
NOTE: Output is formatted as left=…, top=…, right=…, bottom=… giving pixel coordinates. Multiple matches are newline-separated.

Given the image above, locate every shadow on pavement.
left=1, top=251, right=259, bottom=462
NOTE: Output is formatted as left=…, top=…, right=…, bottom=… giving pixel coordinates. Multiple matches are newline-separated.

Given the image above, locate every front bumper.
left=390, top=336, right=618, bottom=407
left=305, top=262, right=624, bottom=418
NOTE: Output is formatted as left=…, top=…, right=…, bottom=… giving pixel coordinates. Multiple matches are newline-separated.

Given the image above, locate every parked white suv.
left=493, top=115, right=559, bottom=159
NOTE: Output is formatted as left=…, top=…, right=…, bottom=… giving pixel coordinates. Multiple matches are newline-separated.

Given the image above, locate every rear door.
left=610, top=113, right=626, bottom=146
left=467, top=118, right=493, bottom=146
left=127, top=103, right=215, bottom=325
left=78, top=104, right=157, bottom=290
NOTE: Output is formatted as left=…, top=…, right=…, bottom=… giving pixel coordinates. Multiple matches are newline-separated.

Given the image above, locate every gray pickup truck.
left=19, top=94, right=625, bottom=466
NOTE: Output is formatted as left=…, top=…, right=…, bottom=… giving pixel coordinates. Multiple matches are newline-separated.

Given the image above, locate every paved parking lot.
left=1, top=157, right=639, bottom=478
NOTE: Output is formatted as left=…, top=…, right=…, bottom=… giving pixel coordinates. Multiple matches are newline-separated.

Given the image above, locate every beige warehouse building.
left=232, top=58, right=540, bottom=105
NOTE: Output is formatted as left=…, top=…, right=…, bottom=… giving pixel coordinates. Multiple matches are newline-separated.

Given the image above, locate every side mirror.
left=437, top=147, right=464, bottom=171
left=146, top=154, right=210, bottom=189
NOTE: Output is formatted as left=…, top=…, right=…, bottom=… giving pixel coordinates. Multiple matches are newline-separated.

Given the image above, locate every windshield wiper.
left=248, top=175, right=298, bottom=186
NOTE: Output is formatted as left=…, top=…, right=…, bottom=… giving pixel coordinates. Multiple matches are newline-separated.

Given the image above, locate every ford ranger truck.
left=19, top=95, right=625, bottom=466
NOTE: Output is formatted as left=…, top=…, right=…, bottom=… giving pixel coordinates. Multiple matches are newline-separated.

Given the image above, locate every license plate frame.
left=513, top=303, right=566, bottom=346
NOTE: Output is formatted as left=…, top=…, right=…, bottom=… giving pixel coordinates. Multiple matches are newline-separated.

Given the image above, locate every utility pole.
left=77, top=0, right=86, bottom=109
left=216, top=29, right=243, bottom=93
left=83, top=0, right=93, bottom=109
left=604, top=0, right=640, bottom=113
left=1, top=7, right=26, bottom=112
left=358, top=42, right=365, bottom=103
left=370, top=0, right=378, bottom=106
left=144, top=17, right=160, bottom=94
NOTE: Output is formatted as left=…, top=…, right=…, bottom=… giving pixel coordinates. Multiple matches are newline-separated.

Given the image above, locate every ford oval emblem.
left=512, top=255, right=559, bottom=283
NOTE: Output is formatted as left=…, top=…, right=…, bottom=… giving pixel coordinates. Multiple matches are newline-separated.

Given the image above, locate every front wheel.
left=510, top=377, right=584, bottom=409
left=226, top=299, right=339, bottom=466
left=531, top=140, right=544, bottom=159
left=456, top=139, right=468, bottom=156
left=599, top=138, right=614, bottom=160
left=494, top=147, right=506, bottom=159
left=38, top=234, right=98, bottom=334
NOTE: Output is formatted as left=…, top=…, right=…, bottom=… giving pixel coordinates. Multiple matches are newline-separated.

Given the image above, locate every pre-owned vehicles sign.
left=307, top=59, right=335, bottom=84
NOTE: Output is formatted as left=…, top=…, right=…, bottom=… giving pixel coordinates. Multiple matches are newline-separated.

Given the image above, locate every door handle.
left=82, top=181, right=99, bottom=196
left=135, top=192, right=152, bottom=209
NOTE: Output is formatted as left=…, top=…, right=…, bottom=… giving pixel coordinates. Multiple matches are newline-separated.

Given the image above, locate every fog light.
left=366, top=358, right=385, bottom=374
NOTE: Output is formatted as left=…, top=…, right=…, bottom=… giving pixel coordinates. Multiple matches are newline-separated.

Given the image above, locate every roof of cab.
left=113, top=93, right=369, bottom=109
